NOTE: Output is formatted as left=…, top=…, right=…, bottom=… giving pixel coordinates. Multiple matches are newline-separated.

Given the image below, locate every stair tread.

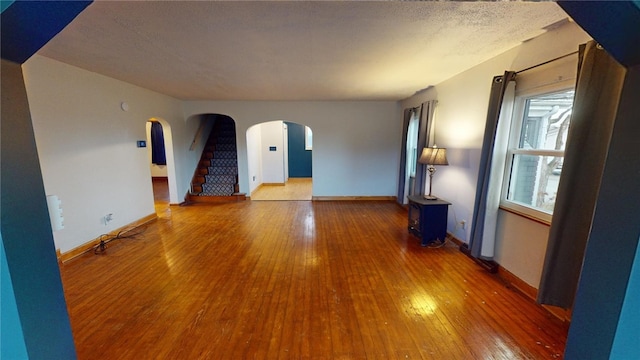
left=190, top=118, right=242, bottom=200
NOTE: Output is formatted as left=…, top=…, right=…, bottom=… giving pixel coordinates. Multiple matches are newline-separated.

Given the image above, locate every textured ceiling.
left=37, top=1, right=569, bottom=101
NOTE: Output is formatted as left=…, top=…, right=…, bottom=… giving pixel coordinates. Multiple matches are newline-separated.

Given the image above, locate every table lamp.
left=418, top=146, right=448, bottom=200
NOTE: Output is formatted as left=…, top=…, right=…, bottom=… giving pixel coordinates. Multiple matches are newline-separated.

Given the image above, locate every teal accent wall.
left=556, top=3, right=640, bottom=357
left=1, top=1, right=15, bottom=13
left=558, top=1, right=640, bottom=67
left=285, top=122, right=312, bottom=178
left=564, top=66, right=640, bottom=359
left=1, top=60, right=77, bottom=359
left=2, top=3, right=90, bottom=356
left=1, top=234, right=28, bottom=359
left=1, top=1, right=91, bottom=63
left=611, top=237, right=640, bottom=359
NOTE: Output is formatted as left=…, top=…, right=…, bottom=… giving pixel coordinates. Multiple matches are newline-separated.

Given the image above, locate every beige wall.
left=183, top=101, right=402, bottom=198
left=400, top=21, right=591, bottom=287
left=23, top=55, right=402, bottom=252
left=23, top=55, right=187, bottom=252
left=22, top=20, right=591, bottom=285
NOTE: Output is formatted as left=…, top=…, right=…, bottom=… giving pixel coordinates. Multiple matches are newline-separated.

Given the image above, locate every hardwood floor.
left=251, top=178, right=312, bottom=201
left=152, top=177, right=170, bottom=204
left=60, top=199, right=568, bottom=359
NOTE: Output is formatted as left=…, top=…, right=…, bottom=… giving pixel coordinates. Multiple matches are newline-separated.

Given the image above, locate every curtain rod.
left=516, top=50, right=579, bottom=74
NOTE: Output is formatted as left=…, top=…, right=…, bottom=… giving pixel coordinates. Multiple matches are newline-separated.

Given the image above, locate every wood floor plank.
left=60, top=200, right=568, bottom=359
left=251, top=178, right=312, bottom=201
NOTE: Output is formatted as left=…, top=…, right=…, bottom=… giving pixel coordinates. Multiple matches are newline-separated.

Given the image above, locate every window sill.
left=498, top=205, right=551, bottom=226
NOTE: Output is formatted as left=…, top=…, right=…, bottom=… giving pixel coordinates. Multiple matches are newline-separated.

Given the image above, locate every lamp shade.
left=418, top=147, right=449, bottom=165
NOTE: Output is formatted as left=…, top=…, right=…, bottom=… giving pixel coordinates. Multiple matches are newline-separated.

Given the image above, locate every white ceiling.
left=38, top=1, right=569, bottom=101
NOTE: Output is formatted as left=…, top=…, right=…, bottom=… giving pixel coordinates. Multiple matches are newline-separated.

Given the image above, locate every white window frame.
left=305, top=126, right=313, bottom=150
left=500, top=83, right=575, bottom=224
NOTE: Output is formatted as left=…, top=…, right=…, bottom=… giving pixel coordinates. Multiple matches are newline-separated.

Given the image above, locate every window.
left=501, top=88, right=575, bottom=222
left=406, top=111, right=420, bottom=178
left=305, top=126, right=313, bottom=150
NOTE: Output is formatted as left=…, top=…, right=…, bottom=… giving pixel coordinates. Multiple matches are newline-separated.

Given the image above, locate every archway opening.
left=145, top=117, right=178, bottom=213
left=246, top=120, right=313, bottom=201
left=185, top=114, right=244, bottom=202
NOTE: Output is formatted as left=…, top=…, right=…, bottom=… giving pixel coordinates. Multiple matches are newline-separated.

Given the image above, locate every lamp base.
left=423, top=195, right=438, bottom=200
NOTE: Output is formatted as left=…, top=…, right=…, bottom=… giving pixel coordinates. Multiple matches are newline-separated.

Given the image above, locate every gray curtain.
left=396, top=108, right=413, bottom=204
left=468, top=71, right=516, bottom=259
left=413, top=101, right=435, bottom=196
left=538, top=41, right=628, bottom=308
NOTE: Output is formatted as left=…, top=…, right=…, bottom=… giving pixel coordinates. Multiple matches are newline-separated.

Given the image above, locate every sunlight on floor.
left=152, top=177, right=171, bottom=216
left=250, top=178, right=312, bottom=201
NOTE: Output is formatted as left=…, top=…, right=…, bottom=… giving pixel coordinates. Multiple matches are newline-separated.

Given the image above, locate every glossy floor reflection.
left=250, top=177, right=312, bottom=201
left=60, top=200, right=568, bottom=359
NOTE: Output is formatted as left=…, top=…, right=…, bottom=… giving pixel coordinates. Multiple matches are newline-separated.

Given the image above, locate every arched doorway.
left=246, top=120, right=313, bottom=200
left=185, top=114, right=244, bottom=202
left=145, top=117, right=178, bottom=211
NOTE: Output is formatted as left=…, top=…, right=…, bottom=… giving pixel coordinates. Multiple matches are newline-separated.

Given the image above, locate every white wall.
left=260, top=121, right=286, bottom=183
left=183, top=101, right=401, bottom=197
left=23, top=55, right=400, bottom=252
left=400, top=21, right=591, bottom=287
left=23, top=55, right=191, bottom=253
left=184, top=114, right=217, bottom=196
left=246, top=123, right=263, bottom=194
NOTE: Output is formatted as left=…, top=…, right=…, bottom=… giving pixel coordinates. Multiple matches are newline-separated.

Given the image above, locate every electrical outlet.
left=104, top=213, right=113, bottom=225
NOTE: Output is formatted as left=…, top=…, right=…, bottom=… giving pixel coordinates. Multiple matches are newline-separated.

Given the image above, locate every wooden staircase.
left=187, top=117, right=246, bottom=203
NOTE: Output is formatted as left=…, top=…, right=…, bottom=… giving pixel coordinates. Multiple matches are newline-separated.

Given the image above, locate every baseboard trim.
left=445, top=233, right=464, bottom=246
left=58, top=213, right=158, bottom=263
left=185, top=194, right=247, bottom=203
left=459, top=242, right=499, bottom=273
left=262, top=182, right=285, bottom=186
left=250, top=183, right=264, bottom=197
left=446, top=233, right=571, bottom=323
left=312, top=196, right=396, bottom=201
left=497, top=265, right=572, bottom=322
